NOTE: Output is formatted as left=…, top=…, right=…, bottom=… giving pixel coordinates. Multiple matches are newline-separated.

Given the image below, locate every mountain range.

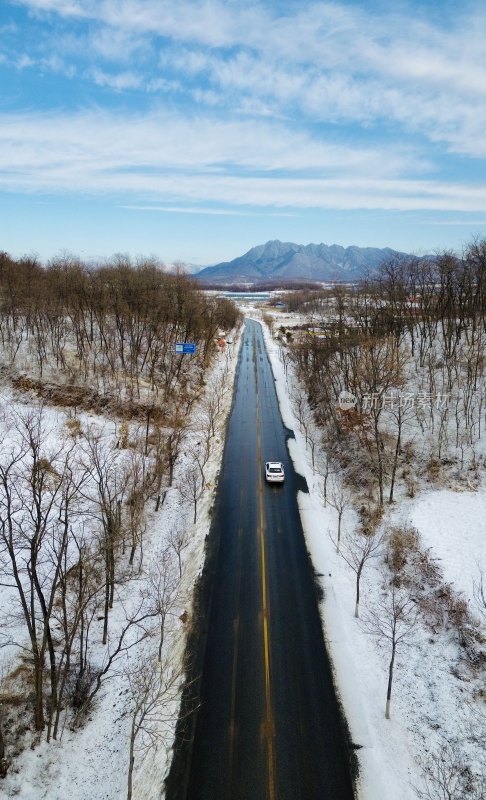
left=195, top=240, right=419, bottom=284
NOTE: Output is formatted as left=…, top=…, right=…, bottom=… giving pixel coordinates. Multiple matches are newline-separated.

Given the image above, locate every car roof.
left=266, top=461, right=283, bottom=468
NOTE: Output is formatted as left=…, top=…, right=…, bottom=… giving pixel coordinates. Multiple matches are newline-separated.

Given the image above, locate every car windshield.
left=269, top=466, right=282, bottom=472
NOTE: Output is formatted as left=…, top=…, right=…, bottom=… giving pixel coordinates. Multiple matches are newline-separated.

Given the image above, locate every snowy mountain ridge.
left=196, top=239, right=421, bottom=283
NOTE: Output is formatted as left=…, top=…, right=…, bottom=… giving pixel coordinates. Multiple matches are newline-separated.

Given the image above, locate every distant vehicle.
left=265, top=461, right=285, bottom=483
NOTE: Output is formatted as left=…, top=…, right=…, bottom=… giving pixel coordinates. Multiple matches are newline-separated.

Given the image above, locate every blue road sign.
left=175, top=342, right=196, bottom=354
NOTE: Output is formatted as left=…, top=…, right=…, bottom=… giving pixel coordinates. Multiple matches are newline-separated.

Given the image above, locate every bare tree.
left=126, top=655, right=190, bottom=800
left=290, top=385, right=313, bottom=444
left=164, top=416, right=188, bottom=487
left=352, top=338, right=408, bottom=506
left=316, top=446, right=332, bottom=507
left=197, top=395, right=218, bottom=463
left=52, top=525, right=103, bottom=739
left=334, top=528, right=383, bottom=617
left=124, top=449, right=149, bottom=568
left=0, top=408, right=68, bottom=733
left=145, top=548, right=180, bottom=661
left=387, top=398, right=414, bottom=504
left=262, top=312, right=274, bottom=336
left=0, top=407, right=106, bottom=741
left=364, top=583, right=418, bottom=719
left=473, top=569, right=486, bottom=622
left=278, top=342, right=291, bottom=378
left=188, top=442, right=209, bottom=490
left=167, top=524, right=191, bottom=580
left=74, top=596, right=158, bottom=727
left=178, top=466, right=204, bottom=524
left=328, top=480, right=353, bottom=553
left=81, top=428, right=129, bottom=645
left=414, top=740, right=486, bottom=800
left=146, top=422, right=168, bottom=512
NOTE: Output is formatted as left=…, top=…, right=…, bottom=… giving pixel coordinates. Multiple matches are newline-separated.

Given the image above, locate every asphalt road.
left=180, top=319, right=356, bottom=800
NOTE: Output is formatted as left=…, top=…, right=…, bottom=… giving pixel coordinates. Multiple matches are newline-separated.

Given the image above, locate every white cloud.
left=89, top=68, right=143, bottom=90
left=122, top=205, right=297, bottom=217
left=8, top=1, right=486, bottom=167
left=15, top=53, right=36, bottom=68
left=0, top=108, right=484, bottom=214
left=17, top=0, right=86, bottom=15
left=16, top=0, right=269, bottom=47
left=19, top=0, right=486, bottom=87
left=0, top=108, right=421, bottom=177
left=89, top=27, right=148, bottom=63
left=419, top=218, right=486, bottom=227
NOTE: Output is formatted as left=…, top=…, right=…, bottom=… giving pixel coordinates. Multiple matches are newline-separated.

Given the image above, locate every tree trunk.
left=374, top=416, right=384, bottom=507
left=0, top=708, right=8, bottom=777
left=33, top=653, right=45, bottom=731
left=45, top=627, right=58, bottom=743
left=389, top=423, right=401, bottom=504
left=386, top=647, right=396, bottom=719
left=103, top=549, right=110, bottom=645
left=108, top=523, right=116, bottom=609
left=127, top=718, right=136, bottom=800
left=355, top=566, right=362, bottom=618
left=158, top=613, right=166, bottom=662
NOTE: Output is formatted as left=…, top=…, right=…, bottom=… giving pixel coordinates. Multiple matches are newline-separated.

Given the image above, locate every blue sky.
left=1, top=0, right=486, bottom=266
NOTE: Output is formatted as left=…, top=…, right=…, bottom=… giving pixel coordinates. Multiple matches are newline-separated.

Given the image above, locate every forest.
left=0, top=252, right=241, bottom=795
left=273, top=238, right=486, bottom=799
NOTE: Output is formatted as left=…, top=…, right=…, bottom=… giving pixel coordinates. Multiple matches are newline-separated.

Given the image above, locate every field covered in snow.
left=260, top=307, right=486, bottom=800
left=0, top=330, right=242, bottom=800
left=0, top=288, right=485, bottom=800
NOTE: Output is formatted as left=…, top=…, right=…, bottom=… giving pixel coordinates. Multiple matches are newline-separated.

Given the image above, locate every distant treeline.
left=288, top=237, right=486, bottom=510
left=198, top=279, right=325, bottom=291
left=271, top=239, right=486, bottom=322
left=0, top=252, right=241, bottom=400
left=357, top=238, right=486, bottom=337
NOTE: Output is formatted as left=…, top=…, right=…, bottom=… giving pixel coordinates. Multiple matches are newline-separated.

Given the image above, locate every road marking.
left=228, top=487, right=244, bottom=794
left=228, top=614, right=240, bottom=784
left=258, top=464, right=276, bottom=800
left=255, top=325, right=277, bottom=800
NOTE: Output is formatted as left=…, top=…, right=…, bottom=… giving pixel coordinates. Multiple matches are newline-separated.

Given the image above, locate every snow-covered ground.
left=260, top=313, right=486, bottom=800
left=0, top=333, right=243, bottom=800
left=1, top=308, right=485, bottom=800
left=408, top=491, right=486, bottom=604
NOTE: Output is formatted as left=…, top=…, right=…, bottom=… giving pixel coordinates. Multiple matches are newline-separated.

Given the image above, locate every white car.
left=265, top=461, right=285, bottom=483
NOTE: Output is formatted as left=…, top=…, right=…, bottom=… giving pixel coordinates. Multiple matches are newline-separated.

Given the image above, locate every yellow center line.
left=255, top=331, right=277, bottom=800
left=228, top=614, right=239, bottom=775
left=228, top=469, right=247, bottom=792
